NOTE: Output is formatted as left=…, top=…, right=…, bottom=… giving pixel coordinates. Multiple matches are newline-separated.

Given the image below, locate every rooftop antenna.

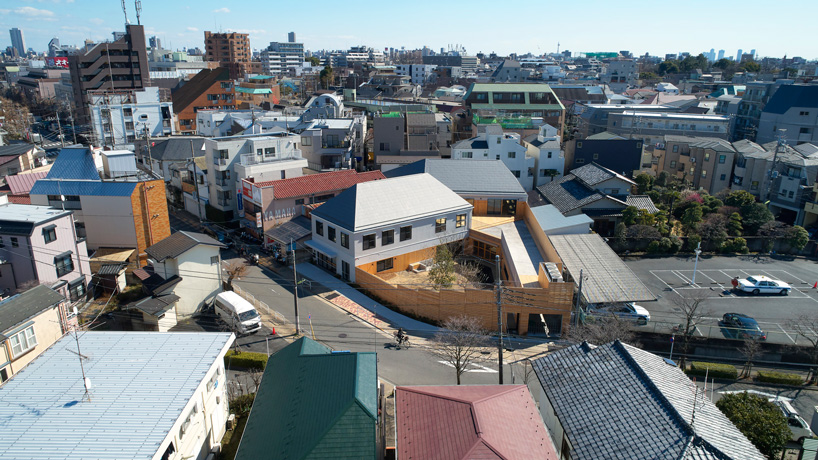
left=121, top=0, right=130, bottom=25
left=134, top=0, right=142, bottom=25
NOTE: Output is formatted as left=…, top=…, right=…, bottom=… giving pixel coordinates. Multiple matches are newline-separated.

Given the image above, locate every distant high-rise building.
left=288, top=32, right=296, bottom=43
left=750, top=49, right=756, bottom=59
left=736, top=49, right=743, bottom=61
left=260, top=40, right=304, bottom=74
left=717, top=49, right=725, bottom=60
left=149, top=36, right=162, bottom=49
left=204, top=31, right=251, bottom=79
left=9, top=28, right=25, bottom=56
left=47, top=37, right=61, bottom=57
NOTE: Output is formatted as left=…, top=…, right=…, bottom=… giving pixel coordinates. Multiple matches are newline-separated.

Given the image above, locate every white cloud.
left=13, top=6, right=56, bottom=18
left=212, top=7, right=230, bottom=13
left=186, top=27, right=199, bottom=32
left=89, top=18, right=104, bottom=25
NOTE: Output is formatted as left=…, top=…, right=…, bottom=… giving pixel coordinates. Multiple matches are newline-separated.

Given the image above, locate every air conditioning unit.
left=226, top=414, right=236, bottom=431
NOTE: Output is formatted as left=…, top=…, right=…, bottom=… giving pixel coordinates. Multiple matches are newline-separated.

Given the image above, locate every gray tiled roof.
left=145, top=231, right=224, bottom=262
left=532, top=341, right=765, bottom=460
left=383, top=159, right=527, bottom=199
left=537, top=174, right=621, bottom=214
left=571, top=162, right=634, bottom=187
left=626, top=195, right=659, bottom=213
left=664, top=135, right=735, bottom=153
left=0, top=285, right=64, bottom=334
left=0, top=143, right=38, bottom=158
left=148, top=138, right=206, bottom=161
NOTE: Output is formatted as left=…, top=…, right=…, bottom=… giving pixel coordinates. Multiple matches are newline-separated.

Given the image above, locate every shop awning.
left=304, top=239, right=337, bottom=258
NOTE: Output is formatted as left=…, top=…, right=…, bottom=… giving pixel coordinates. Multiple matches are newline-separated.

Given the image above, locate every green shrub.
left=687, top=361, right=737, bottom=379
left=229, top=393, right=256, bottom=416
left=225, top=350, right=268, bottom=370
left=755, top=370, right=803, bottom=386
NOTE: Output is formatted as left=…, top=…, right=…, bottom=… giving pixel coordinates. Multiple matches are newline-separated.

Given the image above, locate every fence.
left=233, top=284, right=286, bottom=324
left=639, top=319, right=818, bottom=346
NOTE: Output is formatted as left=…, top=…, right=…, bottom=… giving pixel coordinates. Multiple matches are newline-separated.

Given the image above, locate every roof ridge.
left=462, top=438, right=507, bottom=460
left=398, top=386, right=482, bottom=406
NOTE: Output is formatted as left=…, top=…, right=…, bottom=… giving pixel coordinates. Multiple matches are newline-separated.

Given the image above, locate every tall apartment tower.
left=67, top=24, right=150, bottom=124
left=204, top=31, right=251, bottom=79
left=717, top=49, right=725, bottom=60
left=9, top=28, right=26, bottom=56
left=288, top=32, right=296, bottom=43
left=736, top=49, right=743, bottom=61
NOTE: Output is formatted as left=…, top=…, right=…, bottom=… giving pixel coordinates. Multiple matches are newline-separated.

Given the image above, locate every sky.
left=1, top=0, right=817, bottom=60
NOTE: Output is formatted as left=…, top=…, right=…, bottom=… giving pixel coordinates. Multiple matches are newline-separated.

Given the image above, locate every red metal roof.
left=252, top=169, right=385, bottom=200
left=7, top=194, right=31, bottom=204
left=6, top=171, right=49, bottom=195
left=395, top=385, right=558, bottom=460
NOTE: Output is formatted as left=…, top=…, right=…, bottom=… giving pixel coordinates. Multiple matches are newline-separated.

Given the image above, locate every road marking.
left=781, top=270, right=808, bottom=285
left=673, top=270, right=700, bottom=287
left=437, top=360, right=498, bottom=373
left=777, top=323, right=795, bottom=344
left=650, top=270, right=679, bottom=294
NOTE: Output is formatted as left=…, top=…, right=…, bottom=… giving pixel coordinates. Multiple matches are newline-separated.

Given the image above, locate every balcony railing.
left=215, top=178, right=230, bottom=187
left=213, top=158, right=228, bottom=166
left=240, top=149, right=302, bottom=166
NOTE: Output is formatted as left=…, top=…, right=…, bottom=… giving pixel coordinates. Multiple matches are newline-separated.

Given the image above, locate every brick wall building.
left=204, top=32, right=251, bottom=79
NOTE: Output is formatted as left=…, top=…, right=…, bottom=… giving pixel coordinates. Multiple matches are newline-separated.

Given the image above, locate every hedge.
left=687, top=361, right=737, bottom=379
left=755, top=370, right=803, bottom=386
left=225, top=350, right=268, bottom=370
left=229, top=393, right=256, bottom=416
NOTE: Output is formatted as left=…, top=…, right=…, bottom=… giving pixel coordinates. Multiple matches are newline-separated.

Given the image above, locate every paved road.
left=625, top=255, right=818, bottom=344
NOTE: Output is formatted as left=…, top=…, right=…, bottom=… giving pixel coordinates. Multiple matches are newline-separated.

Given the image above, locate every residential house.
left=1, top=170, right=48, bottom=204
left=451, top=126, right=536, bottom=190
left=172, top=67, right=236, bottom=134
left=532, top=341, right=765, bottom=460
left=0, top=143, right=41, bottom=176
left=656, top=135, right=736, bottom=194
left=395, top=385, right=558, bottom=460
left=143, top=231, right=225, bottom=318
left=372, top=111, right=452, bottom=171
left=756, top=85, right=818, bottom=145
left=524, top=124, right=565, bottom=185
left=491, top=60, right=532, bottom=82
left=734, top=80, right=793, bottom=141
left=29, top=148, right=170, bottom=264
left=549, top=85, right=608, bottom=108
left=463, top=83, right=565, bottom=135
left=0, top=331, right=235, bottom=460
left=600, top=59, right=637, bottom=93
left=0, top=285, right=67, bottom=384
left=89, top=86, right=174, bottom=148
left=395, top=64, right=438, bottom=85
left=240, top=169, right=385, bottom=240
left=731, top=139, right=773, bottom=198
left=307, top=173, right=473, bottom=282
left=536, top=162, right=657, bottom=235
left=529, top=205, right=592, bottom=235
left=169, top=156, right=208, bottom=219
left=235, top=337, right=377, bottom=460
left=564, top=133, right=646, bottom=178
left=763, top=142, right=818, bottom=225
left=132, top=136, right=206, bottom=183
left=606, top=111, right=729, bottom=145
left=383, top=159, right=528, bottom=218
left=0, top=201, right=91, bottom=301
left=299, top=116, right=366, bottom=170
left=205, top=132, right=306, bottom=222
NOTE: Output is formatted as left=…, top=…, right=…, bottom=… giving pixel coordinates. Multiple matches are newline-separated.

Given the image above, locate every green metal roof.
left=235, top=337, right=377, bottom=460
left=249, top=75, right=275, bottom=80
left=236, top=87, right=273, bottom=94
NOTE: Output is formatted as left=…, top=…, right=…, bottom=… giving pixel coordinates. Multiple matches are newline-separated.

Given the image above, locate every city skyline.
left=0, top=0, right=817, bottom=59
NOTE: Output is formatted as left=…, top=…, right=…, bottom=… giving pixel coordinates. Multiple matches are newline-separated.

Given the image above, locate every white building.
left=656, top=82, right=680, bottom=95
left=451, top=126, right=537, bottom=191
left=260, top=41, right=304, bottom=74
left=169, top=157, right=209, bottom=219
left=205, top=132, right=307, bottom=220
left=307, top=173, right=473, bottom=282
left=0, top=331, right=234, bottom=460
left=607, top=111, right=729, bottom=145
left=144, top=231, right=225, bottom=318
left=524, top=124, right=565, bottom=185
left=89, top=87, right=175, bottom=148
left=395, top=64, right=437, bottom=85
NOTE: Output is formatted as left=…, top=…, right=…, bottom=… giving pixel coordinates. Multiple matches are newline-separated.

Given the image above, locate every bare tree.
left=567, top=315, right=638, bottom=346
left=432, top=315, right=491, bottom=385
left=672, top=292, right=711, bottom=369
left=520, top=359, right=536, bottom=385
left=224, top=261, right=249, bottom=290
left=784, top=313, right=818, bottom=384
left=739, top=339, right=762, bottom=378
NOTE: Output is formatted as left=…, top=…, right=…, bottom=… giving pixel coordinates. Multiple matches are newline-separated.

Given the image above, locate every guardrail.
left=232, top=284, right=286, bottom=324
left=636, top=320, right=817, bottom=346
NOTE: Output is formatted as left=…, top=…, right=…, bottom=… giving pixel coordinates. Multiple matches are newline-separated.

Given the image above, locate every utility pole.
left=292, top=238, right=301, bottom=335
left=495, top=255, right=503, bottom=385
left=55, top=111, right=65, bottom=148
left=65, top=97, right=77, bottom=145
left=189, top=139, right=204, bottom=227
left=766, top=129, right=787, bottom=204
left=573, top=268, right=584, bottom=327
left=143, top=124, right=153, bottom=175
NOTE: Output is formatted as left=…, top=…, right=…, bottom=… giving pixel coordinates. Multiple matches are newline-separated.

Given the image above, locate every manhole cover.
left=338, top=333, right=347, bottom=338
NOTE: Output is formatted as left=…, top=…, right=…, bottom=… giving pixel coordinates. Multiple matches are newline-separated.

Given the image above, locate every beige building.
left=654, top=135, right=736, bottom=194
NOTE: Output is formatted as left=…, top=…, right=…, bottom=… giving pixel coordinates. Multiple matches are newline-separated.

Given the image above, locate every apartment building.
left=656, top=136, right=735, bottom=194
left=172, top=67, right=236, bottom=134
left=68, top=25, right=150, bottom=124
left=299, top=116, right=366, bottom=170
left=734, top=80, right=793, bottom=141
left=260, top=41, right=304, bottom=74
left=372, top=111, right=452, bottom=171
left=463, top=83, right=565, bottom=135
left=205, top=133, right=307, bottom=222
left=565, top=133, right=646, bottom=178
left=576, top=104, right=679, bottom=138
left=607, top=111, right=729, bottom=145
left=756, top=85, right=818, bottom=146
left=204, top=31, right=251, bottom=79
left=89, top=87, right=174, bottom=148
left=600, top=59, right=638, bottom=93
left=395, top=64, right=437, bottom=85
left=452, top=126, right=536, bottom=191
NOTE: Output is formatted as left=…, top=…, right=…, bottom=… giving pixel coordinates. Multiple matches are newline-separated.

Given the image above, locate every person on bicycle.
left=396, top=327, right=406, bottom=343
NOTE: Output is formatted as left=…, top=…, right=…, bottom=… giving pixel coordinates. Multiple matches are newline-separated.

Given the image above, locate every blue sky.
left=1, top=0, right=816, bottom=59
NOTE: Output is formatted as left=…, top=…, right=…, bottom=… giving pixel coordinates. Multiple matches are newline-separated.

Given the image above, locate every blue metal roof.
left=45, top=148, right=101, bottom=180
left=30, top=180, right=137, bottom=197
left=763, top=85, right=818, bottom=114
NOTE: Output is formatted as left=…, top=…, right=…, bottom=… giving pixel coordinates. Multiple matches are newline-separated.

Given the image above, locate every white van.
left=213, top=291, right=262, bottom=335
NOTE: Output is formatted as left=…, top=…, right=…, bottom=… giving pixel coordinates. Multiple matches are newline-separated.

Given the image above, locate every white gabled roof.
left=0, top=331, right=234, bottom=460
left=311, top=173, right=473, bottom=232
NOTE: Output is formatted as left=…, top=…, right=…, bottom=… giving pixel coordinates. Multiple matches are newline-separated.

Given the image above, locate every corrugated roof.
left=396, top=385, right=558, bottom=460
left=147, top=137, right=206, bottom=161
left=44, top=147, right=101, bottom=180
left=530, top=204, right=593, bottom=233
left=126, top=293, right=179, bottom=317
left=145, top=231, right=224, bottom=262
left=253, top=169, right=385, bottom=200
left=5, top=170, right=48, bottom=194
left=310, top=173, right=473, bottom=232
left=0, top=285, right=64, bottom=333
left=0, top=331, right=234, bottom=460
left=30, top=180, right=136, bottom=197
left=236, top=337, right=377, bottom=460
left=265, top=216, right=312, bottom=243
left=384, top=159, right=527, bottom=199
left=532, top=341, right=765, bottom=460
left=548, top=233, right=655, bottom=304
left=0, top=143, right=37, bottom=158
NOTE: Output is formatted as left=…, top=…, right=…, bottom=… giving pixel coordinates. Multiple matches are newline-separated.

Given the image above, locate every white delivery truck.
left=213, top=291, right=262, bottom=335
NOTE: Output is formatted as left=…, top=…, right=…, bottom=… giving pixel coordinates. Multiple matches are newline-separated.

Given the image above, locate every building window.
left=670, top=160, right=677, bottom=168
left=264, top=147, right=276, bottom=157
left=508, top=152, right=516, bottom=159
left=316, top=221, right=323, bottom=236
left=382, top=230, right=394, bottom=246
left=379, top=142, right=390, bottom=151
left=720, top=174, right=726, bottom=180
left=456, top=214, right=466, bottom=228
left=69, top=281, right=86, bottom=301
left=593, top=153, right=599, bottom=160
left=701, top=170, right=707, bottom=178
left=55, top=253, right=74, bottom=277
left=512, top=170, right=521, bottom=178
left=9, top=326, right=37, bottom=357
left=340, top=232, right=349, bottom=249
left=577, top=142, right=582, bottom=148
left=328, top=226, right=336, bottom=242
left=751, top=181, right=759, bottom=190
left=295, top=198, right=304, bottom=205
left=210, top=255, right=219, bottom=265
left=801, top=127, right=811, bottom=135
left=672, top=145, right=679, bottom=153
left=122, top=107, right=133, bottom=117
left=376, top=258, right=394, bottom=272
left=789, top=190, right=795, bottom=199
left=301, top=136, right=312, bottom=146
left=400, top=225, right=412, bottom=241
left=718, top=155, right=726, bottom=164
left=42, top=226, right=57, bottom=244
left=461, top=151, right=473, bottom=159
left=704, top=152, right=711, bottom=161
left=435, top=218, right=446, bottom=233
left=362, top=234, right=376, bottom=250
left=547, top=152, right=552, bottom=158
left=11, top=237, right=18, bottom=248
left=800, top=111, right=810, bottom=116
left=473, top=240, right=496, bottom=260
left=576, top=159, right=585, bottom=164
left=0, top=237, right=3, bottom=248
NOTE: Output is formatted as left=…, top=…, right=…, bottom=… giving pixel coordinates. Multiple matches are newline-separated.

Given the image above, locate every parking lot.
left=624, top=255, right=818, bottom=345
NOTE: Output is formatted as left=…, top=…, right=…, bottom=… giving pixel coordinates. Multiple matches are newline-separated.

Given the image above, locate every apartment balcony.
left=181, top=181, right=196, bottom=194
left=804, top=201, right=818, bottom=216
left=213, top=157, right=229, bottom=168
left=215, top=178, right=230, bottom=187
left=240, top=149, right=302, bottom=166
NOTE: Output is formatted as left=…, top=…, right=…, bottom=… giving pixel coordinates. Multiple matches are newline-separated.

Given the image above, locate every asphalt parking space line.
left=777, top=323, right=796, bottom=344
left=781, top=270, right=809, bottom=285
left=650, top=270, right=679, bottom=295
left=673, top=270, right=700, bottom=287
left=696, top=270, right=726, bottom=289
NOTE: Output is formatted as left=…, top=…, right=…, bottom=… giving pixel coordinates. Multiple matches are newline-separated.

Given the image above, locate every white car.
left=736, top=275, right=792, bottom=295
left=586, top=302, right=651, bottom=325
left=772, top=400, right=815, bottom=442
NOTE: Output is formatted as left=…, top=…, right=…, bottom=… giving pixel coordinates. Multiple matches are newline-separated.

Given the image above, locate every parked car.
left=586, top=303, right=651, bottom=325
left=772, top=399, right=815, bottom=442
left=719, top=313, right=767, bottom=340
left=735, top=275, right=791, bottom=295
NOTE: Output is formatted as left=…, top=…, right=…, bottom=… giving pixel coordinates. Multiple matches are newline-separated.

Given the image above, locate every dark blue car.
left=719, top=313, right=767, bottom=340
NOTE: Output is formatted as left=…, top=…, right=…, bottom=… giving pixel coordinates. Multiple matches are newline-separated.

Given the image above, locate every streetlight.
left=691, top=242, right=702, bottom=285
